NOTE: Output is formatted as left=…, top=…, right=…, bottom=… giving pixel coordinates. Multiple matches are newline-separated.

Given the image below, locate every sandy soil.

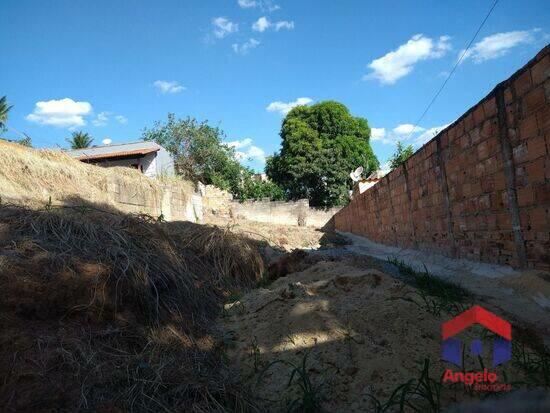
left=221, top=257, right=531, bottom=412
left=205, top=216, right=343, bottom=251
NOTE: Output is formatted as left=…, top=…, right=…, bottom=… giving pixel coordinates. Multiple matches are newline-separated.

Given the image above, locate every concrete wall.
left=105, top=176, right=201, bottom=222
left=202, top=185, right=341, bottom=228
left=334, top=46, right=550, bottom=270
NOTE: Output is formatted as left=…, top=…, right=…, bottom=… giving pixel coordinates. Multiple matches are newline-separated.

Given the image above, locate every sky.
left=1, top=0, right=548, bottom=172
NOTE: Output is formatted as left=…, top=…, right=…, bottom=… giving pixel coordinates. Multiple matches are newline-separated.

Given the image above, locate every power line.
left=405, top=0, right=500, bottom=142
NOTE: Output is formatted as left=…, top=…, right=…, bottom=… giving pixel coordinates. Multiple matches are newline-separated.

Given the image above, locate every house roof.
left=66, top=141, right=161, bottom=161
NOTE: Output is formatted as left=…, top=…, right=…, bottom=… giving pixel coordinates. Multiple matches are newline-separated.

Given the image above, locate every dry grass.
left=0, top=139, right=193, bottom=209
left=0, top=203, right=265, bottom=412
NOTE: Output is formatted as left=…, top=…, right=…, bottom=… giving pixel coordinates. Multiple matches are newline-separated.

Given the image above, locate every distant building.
left=252, top=173, right=268, bottom=182
left=67, top=141, right=174, bottom=178
left=351, top=169, right=388, bottom=197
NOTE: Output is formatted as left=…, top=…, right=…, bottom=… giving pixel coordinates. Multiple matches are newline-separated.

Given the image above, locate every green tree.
left=67, top=131, right=93, bottom=149
left=266, top=101, right=379, bottom=207
left=142, top=113, right=284, bottom=201
left=0, top=96, right=13, bottom=133
left=389, top=141, right=414, bottom=169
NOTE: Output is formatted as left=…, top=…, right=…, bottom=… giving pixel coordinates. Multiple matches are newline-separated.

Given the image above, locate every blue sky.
left=1, top=0, right=548, bottom=171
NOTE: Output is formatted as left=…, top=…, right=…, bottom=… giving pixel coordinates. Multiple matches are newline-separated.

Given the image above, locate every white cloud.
left=90, top=112, right=127, bottom=127
left=26, top=98, right=92, bottom=128
left=238, top=0, right=257, bottom=8
left=92, top=111, right=109, bottom=127
left=393, top=124, right=425, bottom=135
left=227, top=138, right=253, bottom=149
left=153, top=80, right=186, bottom=94
left=364, top=34, right=451, bottom=84
left=252, top=16, right=270, bottom=32
left=212, top=17, right=238, bottom=39
left=461, top=30, right=537, bottom=63
left=370, top=127, right=386, bottom=141
left=414, top=124, right=450, bottom=145
left=232, top=38, right=260, bottom=55
left=252, top=16, right=294, bottom=32
left=266, top=97, right=313, bottom=115
left=246, top=145, right=266, bottom=160
left=226, top=138, right=266, bottom=163
left=238, top=0, right=280, bottom=11
left=274, top=21, right=294, bottom=31
left=371, top=122, right=450, bottom=146
left=115, top=115, right=128, bottom=124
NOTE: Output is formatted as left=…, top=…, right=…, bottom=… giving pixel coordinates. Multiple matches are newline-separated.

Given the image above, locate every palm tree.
left=67, top=131, right=93, bottom=149
left=0, top=96, right=13, bottom=132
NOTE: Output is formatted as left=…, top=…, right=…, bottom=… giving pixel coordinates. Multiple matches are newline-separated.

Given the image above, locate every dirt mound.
left=221, top=259, right=537, bottom=412
left=204, top=216, right=334, bottom=251
left=0, top=204, right=264, bottom=412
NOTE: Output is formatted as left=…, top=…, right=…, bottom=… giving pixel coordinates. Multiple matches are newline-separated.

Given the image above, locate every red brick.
left=494, top=172, right=507, bottom=191
left=514, top=69, right=533, bottom=96
left=531, top=55, right=550, bottom=85
left=523, top=86, right=546, bottom=115
left=526, top=135, right=548, bottom=162
left=464, top=113, right=474, bottom=132
left=529, top=207, right=549, bottom=229
left=518, top=113, right=539, bottom=140
left=536, top=105, right=550, bottom=133
left=483, top=97, right=497, bottom=118
left=535, top=184, right=550, bottom=204
left=473, top=105, right=485, bottom=126
left=525, top=157, right=546, bottom=183
left=504, top=87, right=514, bottom=105
left=517, top=187, right=535, bottom=207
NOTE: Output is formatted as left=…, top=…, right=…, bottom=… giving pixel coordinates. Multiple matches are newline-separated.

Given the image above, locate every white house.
left=67, top=141, right=174, bottom=178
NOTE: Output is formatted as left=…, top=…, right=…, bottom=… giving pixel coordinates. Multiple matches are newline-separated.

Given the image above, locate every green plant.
left=142, top=113, right=285, bottom=201
left=0, top=95, right=13, bottom=132
left=67, top=131, right=93, bottom=149
left=266, top=100, right=379, bottom=207
left=389, top=141, right=414, bottom=169
left=366, top=358, right=442, bottom=413
left=258, top=352, right=323, bottom=412
left=512, top=339, right=550, bottom=388
left=250, top=336, right=262, bottom=373
left=388, top=257, right=469, bottom=316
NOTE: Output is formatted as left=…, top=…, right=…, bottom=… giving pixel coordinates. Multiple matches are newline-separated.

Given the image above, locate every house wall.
left=89, top=149, right=174, bottom=178
left=333, top=46, right=550, bottom=270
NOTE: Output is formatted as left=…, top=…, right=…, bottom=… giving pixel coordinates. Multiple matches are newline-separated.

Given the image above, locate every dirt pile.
left=0, top=204, right=264, bottom=412
left=221, top=257, right=543, bottom=412
left=205, top=216, right=348, bottom=252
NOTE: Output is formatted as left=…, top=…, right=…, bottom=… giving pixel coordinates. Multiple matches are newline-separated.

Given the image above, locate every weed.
left=388, top=257, right=469, bottom=316
left=512, top=339, right=550, bottom=388
left=250, top=336, right=262, bottom=373
left=366, top=358, right=443, bottom=413
left=258, top=351, right=323, bottom=412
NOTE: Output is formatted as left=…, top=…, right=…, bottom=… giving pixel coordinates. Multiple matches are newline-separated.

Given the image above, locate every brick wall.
left=334, top=45, right=550, bottom=270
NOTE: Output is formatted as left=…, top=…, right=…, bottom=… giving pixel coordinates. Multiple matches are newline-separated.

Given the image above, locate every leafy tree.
left=0, top=96, right=13, bottom=133
left=266, top=101, right=379, bottom=207
left=238, top=177, right=285, bottom=202
left=142, top=113, right=284, bottom=201
left=389, top=141, right=414, bottom=169
left=67, top=131, right=93, bottom=149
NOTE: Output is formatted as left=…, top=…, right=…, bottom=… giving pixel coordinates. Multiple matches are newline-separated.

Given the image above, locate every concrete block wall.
left=334, top=45, right=550, bottom=270
left=106, top=176, right=201, bottom=222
